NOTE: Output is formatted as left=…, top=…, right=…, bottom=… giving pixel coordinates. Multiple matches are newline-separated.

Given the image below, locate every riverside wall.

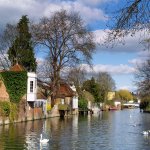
left=0, top=103, right=59, bottom=125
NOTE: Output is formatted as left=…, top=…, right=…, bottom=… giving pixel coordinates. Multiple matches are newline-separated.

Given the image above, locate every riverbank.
left=0, top=102, right=78, bottom=125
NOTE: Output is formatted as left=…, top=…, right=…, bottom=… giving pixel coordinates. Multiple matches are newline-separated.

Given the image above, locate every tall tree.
left=96, top=72, right=116, bottom=102
left=116, top=89, right=133, bottom=102
left=0, top=24, right=17, bottom=70
left=66, top=67, right=86, bottom=94
left=82, top=77, right=101, bottom=103
left=32, top=10, right=95, bottom=105
left=8, top=15, right=36, bottom=72
left=135, top=58, right=150, bottom=99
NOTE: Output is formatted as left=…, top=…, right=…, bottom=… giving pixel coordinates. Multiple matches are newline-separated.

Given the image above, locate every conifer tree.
left=8, top=15, right=36, bottom=72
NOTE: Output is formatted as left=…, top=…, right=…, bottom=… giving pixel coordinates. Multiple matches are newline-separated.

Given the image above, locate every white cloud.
left=0, top=0, right=47, bottom=27
left=93, top=29, right=145, bottom=53
left=128, top=50, right=150, bottom=66
left=137, top=50, right=150, bottom=58
left=0, top=0, right=109, bottom=29
left=81, top=63, right=135, bottom=75
left=128, top=58, right=144, bottom=66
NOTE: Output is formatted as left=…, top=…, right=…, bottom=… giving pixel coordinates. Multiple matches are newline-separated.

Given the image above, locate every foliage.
left=46, top=104, right=51, bottom=112
left=0, top=101, right=19, bottom=122
left=82, top=77, right=101, bottom=103
left=81, top=90, right=94, bottom=102
left=139, top=95, right=150, bottom=110
left=132, top=92, right=138, bottom=102
left=0, top=101, right=10, bottom=116
left=0, top=74, right=2, bottom=87
left=9, top=102, right=18, bottom=122
left=8, top=15, right=36, bottom=72
left=78, top=98, right=88, bottom=110
left=116, top=89, right=133, bottom=102
left=32, top=10, right=95, bottom=105
left=96, top=72, right=116, bottom=102
left=58, top=104, right=70, bottom=111
left=1, top=71, right=27, bottom=103
left=105, top=100, right=115, bottom=106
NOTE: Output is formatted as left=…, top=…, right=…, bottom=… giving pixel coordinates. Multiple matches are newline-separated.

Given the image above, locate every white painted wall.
left=70, top=85, right=78, bottom=109
left=27, top=72, right=37, bottom=102
left=72, top=96, right=78, bottom=109
left=114, top=101, right=121, bottom=107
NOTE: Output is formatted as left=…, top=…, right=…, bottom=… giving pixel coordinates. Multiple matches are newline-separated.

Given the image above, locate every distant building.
left=107, top=91, right=115, bottom=100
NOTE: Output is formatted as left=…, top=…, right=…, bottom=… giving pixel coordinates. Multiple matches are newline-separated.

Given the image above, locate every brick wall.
left=0, top=80, right=9, bottom=101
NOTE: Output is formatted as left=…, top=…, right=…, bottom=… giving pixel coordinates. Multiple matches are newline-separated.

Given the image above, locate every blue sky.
left=0, top=0, right=147, bottom=91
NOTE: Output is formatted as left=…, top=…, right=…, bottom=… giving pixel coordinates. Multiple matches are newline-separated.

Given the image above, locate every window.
left=61, top=99, right=64, bottom=104
left=30, top=81, right=34, bottom=93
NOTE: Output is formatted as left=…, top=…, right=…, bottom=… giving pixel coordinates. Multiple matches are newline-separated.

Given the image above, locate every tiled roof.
left=37, top=80, right=75, bottom=98
left=56, top=82, right=75, bottom=98
left=10, top=63, right=25, bottom=71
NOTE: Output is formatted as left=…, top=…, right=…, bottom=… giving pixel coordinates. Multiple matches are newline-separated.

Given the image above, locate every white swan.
left=40, top=134, right=49, bottom=143
left=142, top=131, right=149, bottom=136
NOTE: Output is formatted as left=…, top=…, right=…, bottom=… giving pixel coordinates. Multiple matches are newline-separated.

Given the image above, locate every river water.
left=0, top=109, right=150, bottom=150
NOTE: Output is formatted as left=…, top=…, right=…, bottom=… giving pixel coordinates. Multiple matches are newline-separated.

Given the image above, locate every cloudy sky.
left=0, top=0, right=148, bottom=91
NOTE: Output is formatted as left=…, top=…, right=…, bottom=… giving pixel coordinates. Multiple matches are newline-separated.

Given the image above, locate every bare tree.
left=0, top=24, right=17, bottom=70
left=66, top=67, right=87, bottom=94
left=32, top=10, right=96, bottom=105
left=106, top=0, right=150, bottom=45
left=135, top=58, right=150, bottom=98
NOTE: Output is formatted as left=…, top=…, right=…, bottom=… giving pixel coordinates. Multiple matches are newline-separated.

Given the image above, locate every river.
left=0, top=109, right=150, bottom=150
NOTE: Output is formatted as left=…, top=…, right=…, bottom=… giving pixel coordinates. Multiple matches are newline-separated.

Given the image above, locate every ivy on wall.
left=0, top=101, right=18, bottom=122
left=0, top=71, right=27, bottom=103
left=0, top=74, right=2, bottom=87
left=0, top=101, right=10, bottom=116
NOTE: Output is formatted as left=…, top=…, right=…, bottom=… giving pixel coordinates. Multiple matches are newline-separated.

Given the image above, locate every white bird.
left=40, top=134, right=49, bottom=143
left=142, top=131, right=149, bottom=136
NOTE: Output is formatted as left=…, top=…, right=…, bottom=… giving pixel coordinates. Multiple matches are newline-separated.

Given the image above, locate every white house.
left=27, top=72, right=37, bottom=102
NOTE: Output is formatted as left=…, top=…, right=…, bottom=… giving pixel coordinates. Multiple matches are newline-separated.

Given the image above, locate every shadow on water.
left=0, top=109, right=150, bottom=150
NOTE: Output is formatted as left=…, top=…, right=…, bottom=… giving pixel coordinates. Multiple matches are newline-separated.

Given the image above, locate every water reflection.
left=0, top=109, right=150, bottom=149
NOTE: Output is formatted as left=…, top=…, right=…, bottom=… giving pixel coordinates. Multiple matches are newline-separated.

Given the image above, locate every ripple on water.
left=1, top=109, right=150, bottom=150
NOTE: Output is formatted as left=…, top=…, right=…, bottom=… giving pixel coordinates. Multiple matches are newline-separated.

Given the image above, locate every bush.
left=58, top=104, right=70, bottom=110
left=9, top=103, right=18, bottom=122
left=78, top=98, right=88, bottom=110
left=105, top=100, right=115, bottom=106
left=0, top=101, right=10, bottom=116
left=47, top=104, right=51, bottom=112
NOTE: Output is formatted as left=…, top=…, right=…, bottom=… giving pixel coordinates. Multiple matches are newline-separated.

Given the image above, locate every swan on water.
left=142, top=131, right=149, bottom=135
left=40, top=134, right=49, bottom=143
